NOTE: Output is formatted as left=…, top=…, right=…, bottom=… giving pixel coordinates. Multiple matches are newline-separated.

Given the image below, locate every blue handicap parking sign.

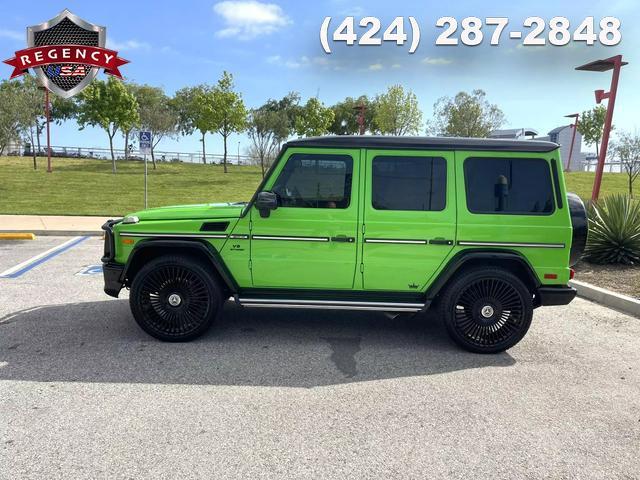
left=139, top=131, right=152, bottom=154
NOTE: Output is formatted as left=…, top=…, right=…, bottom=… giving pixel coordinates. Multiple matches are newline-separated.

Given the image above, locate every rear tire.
left=439, top=267, right=533, bottom=353
left=129, top=255, right=222, bottom=341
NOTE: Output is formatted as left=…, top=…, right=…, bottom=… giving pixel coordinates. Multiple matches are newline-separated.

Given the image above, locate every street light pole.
left=576, top=55, right=627, bottom=202
left=564, top=113, right=579, bottom=172
left=44, top=88, right=52, bottom=173
left=353, top=102, right=366, bottom=135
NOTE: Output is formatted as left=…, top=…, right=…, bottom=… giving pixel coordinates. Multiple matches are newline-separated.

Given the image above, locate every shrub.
left=583, top=194, right=640, bottom=265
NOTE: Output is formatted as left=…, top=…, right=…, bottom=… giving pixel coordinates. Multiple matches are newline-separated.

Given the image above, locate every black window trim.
left=463, top=156, right=556, bottom=217
left=550, top=158, right=563, bottom=209
left=370, top=155, right=448, bottom=212
left=272, top=152, right=355, bottom=210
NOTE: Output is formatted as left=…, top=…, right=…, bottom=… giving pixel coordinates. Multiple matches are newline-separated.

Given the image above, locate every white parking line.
left=0, top=236, right=89, bottom=278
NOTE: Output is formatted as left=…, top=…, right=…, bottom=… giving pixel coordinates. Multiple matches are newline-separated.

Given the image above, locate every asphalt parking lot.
left=1, top=236, right=639, bottom=479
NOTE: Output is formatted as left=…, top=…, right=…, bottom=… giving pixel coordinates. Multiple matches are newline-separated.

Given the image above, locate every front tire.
left=439, top=267, right=533, bottom=353
left=129, top=255, right=222, bottom=341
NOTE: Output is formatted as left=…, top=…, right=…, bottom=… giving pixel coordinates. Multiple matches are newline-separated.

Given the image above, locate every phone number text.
left=319, top=16, right=622, bottom=53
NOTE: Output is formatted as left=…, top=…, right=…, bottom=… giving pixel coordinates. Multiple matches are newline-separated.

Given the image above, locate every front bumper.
left=102, top=218, right=124, bottom=297
left=103, top=262, right=125, bottom=298
left=537, top=286, right=577, bottom=306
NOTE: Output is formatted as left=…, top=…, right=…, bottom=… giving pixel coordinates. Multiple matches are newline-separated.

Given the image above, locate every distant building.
left=537, top=125, right=586, bottom=172
left=490, top=125, right=586, bottom=172
left=1, top=137, right=23, bottom=155
left=489, top=128, right=539, bottom=140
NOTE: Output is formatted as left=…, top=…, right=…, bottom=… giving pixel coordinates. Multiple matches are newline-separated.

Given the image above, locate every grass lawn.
left=0, top=156, right=264, bottom=216
left=564, top=171, right=629, bottom=200
left=0, top=155, right=631, bottom=216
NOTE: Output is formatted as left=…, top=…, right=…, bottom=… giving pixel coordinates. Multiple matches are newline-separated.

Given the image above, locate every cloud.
left=266, top=54, right=332, bottom=69
left=266, top=54, right=302, bottom=69
left=0, top=28, right=23, bottom=42
left=106, top=38, right=151, bottom=51
left=421, top=57, right=453, bottom=66
left=213, top=1, right=291, bottom=40
left=368, top=63, right=383, bottom=71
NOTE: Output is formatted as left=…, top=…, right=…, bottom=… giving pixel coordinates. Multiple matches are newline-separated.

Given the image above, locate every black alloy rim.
left=139, top=265, right=211, bottom=336
left=453, top=277, right=525, bottom=347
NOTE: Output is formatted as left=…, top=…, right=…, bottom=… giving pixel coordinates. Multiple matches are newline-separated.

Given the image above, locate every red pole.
left=356, top=103, right=366, bottom=135
left=565, top=114, right=579, bottom=172
left=592, top=55, right=623, bottom=202
left=45, top=89, right=52, bottom=173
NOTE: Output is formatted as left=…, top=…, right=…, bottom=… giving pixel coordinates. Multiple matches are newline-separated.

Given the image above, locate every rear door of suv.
left=360, top=149, right=456, bottom=291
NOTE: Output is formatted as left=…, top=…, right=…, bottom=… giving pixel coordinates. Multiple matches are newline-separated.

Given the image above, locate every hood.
left=129, top=202, right=246, bottom=221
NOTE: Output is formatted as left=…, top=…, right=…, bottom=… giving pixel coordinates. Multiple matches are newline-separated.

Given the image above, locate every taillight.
left=570, top=268, right=575, bottom=280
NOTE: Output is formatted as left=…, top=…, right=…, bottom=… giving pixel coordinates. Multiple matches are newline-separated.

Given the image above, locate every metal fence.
left=6, top=144, right=255, bottom=165
left=6, top=143, right=627, bottom=173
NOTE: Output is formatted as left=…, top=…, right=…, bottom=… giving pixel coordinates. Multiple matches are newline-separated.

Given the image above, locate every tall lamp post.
left=576, top=55, right=627, bottom=201
left=45, top=89, right=52, bottom=173
left=353, top=102, right=367, bottom=135
left=37, top=84, right=53, bottom=173
left=564, top=113, right=579, bottom=172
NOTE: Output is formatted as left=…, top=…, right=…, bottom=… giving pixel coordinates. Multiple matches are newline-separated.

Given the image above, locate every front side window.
left=464, top=157, right=555, bottom=214
left=271, top=154, right=353, bottom=208
left=372, top=156, right=446, bottom=211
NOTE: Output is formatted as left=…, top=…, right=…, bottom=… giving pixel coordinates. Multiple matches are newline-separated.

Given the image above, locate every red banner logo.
left=4, top=44, right=128, bottom=80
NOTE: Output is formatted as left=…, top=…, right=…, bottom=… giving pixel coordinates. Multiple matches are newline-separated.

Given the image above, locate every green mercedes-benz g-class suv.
left=102, top=136, right=587, bottom=353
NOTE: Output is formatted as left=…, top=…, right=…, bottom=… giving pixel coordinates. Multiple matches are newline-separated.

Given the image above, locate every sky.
left=1, top=0, right=639, bottom=158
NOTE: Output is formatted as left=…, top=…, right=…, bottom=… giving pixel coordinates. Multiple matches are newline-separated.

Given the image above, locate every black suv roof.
left=285, top=136, right=559, bottom=153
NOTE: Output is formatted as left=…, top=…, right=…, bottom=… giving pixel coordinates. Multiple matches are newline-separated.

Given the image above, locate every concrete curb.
left=0, top=230, right=102, bottom=237
left=570, top=279, right=640, bottom=318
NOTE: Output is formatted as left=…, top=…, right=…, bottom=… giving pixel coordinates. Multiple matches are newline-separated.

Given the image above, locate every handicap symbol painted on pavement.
left=76, top=265, right=103, bottom=276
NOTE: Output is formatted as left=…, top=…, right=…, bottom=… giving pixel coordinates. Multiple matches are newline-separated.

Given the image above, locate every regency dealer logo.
left=2, top=9, right=128, bottom=98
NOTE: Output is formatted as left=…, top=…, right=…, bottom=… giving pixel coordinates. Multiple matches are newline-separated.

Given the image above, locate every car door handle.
left=429, top=238, right=454, bottom=246
left=331, top=235, right=355, bottom=243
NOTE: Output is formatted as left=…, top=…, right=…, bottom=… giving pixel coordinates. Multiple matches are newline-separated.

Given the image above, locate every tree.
left=578, top=105, right=609, bottom=157
left=171, top=85, right=216, bottom=164
left=263, top=91, right=302, bottom=139
left=329, top=95, right=378, bottom=135
left=374, top=85, right=422, bottom=136
left=613, top=131, right=640, bottom=197
left=0, top=80, right=30, bottom=156
left=121, top=82, right=144, bottom=160
left=15, top=76, right=45, bottom=169
left=294, top=97, right=334, bottom=137
left=19, top=76, right=42, bottom=167
left=428, top=89, right=505, bottom=138
left=247, top=106, right=288, bottom=177
left=210, top=71, right=248, bottom=173
left=132, top=85, right=179, bottom=169
left=50, top=94, right=78, bottom=126
left=75, top=77, right=139, bottom=173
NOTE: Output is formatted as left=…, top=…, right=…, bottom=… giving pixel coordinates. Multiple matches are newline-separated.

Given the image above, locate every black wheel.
left=129, top=255, right=222, bottom=341
left=439, top=267, right=533, bottom=353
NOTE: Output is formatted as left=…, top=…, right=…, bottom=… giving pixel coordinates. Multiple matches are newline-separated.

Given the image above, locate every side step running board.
left=235, top=297, right=425, bottom=312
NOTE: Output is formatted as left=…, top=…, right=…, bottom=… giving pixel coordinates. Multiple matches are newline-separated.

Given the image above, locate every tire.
left=439, top=267, right=533, bottom=354
left=129, top=255, right=222, bottom=341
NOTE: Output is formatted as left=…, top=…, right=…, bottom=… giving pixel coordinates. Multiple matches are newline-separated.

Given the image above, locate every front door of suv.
left=361, top=150, right=456, bottom=292
left=249, top=148, right=360, bottom=289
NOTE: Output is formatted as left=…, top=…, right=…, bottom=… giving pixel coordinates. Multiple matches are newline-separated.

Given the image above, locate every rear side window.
left=464, top=157, right=555, bottom=215
left=272, top=153, right=353, bottom=208
left=372, top=156, right=446, bottom=211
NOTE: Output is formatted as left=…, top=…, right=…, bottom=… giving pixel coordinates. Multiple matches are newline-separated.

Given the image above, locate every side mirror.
left=255, top=191, right=278, bottom=218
